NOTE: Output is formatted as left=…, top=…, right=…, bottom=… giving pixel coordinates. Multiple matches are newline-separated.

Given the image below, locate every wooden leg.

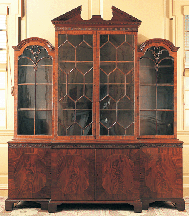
left=133, top=201, right=142, bottom=213
left=48, top=202, right=58, bottom=213
left=175, top=199, right=185, bottom=211
left=5, top=199, right=14, bottom=211
left=39, top=201, right=49, bottom=210
left=142, top=201, right=149, bottom=210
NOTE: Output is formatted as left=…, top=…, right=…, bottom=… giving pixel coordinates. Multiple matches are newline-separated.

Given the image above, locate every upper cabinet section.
left=13, top=38, right=55, bottom=138
left=138, top=39, right=179, bottom=138
left=12, top=6, right=179, bottom=141
left=53, top=6, right=140, bottom=140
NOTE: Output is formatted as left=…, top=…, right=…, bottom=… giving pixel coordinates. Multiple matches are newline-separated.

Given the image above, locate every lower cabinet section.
left=5, top=143, right=185, bottom=213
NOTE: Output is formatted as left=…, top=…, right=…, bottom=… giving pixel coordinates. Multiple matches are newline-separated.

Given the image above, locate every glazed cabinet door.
left=8, top=147, right=51, bottom=199
left=51, top=149, right=95, bottom=200
left=96, top=149, right=140, bottom=200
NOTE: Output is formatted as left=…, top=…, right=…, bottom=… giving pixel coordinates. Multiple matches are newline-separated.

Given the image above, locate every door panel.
left=8, top=147, right=51, bottom=199
left=51, top=149, right=95, bottom=200
left=96, top=149, right=140, bottom=200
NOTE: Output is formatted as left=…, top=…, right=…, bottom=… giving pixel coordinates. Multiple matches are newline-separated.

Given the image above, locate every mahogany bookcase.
left=5, top=6, right=185, bottom=213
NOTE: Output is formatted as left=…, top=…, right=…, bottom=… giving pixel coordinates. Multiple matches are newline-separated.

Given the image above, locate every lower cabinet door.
left=96, top=149, right=140, bottom=201
left=51, top=149, right=95, bottom=200
left=140, top=147, right=183, bottom=199
left=8, top=147, right=51, bottom=199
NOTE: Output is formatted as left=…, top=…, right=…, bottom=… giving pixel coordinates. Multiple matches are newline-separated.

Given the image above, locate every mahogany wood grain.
left=51, top=149, right=95, bottom=200
left=140, top=147, right=183, bottom=199
left=8, top=147, right=51, bottom=199
left=96, top=149, right=140, bottom=201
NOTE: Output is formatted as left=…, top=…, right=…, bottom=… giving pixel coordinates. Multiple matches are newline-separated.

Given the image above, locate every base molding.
left=141, top=198, right=185, bottom=211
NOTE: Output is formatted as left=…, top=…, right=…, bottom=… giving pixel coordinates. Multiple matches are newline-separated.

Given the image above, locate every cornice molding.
left=139, top=38, right=179, bottom=52
left=12, top=37, right=55, bottom=51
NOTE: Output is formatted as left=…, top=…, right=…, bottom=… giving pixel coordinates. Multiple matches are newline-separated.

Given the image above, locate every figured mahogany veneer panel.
left=51, top=149, right=95, bottom=200
left=96, top=149, right=140, bottom=200
left=8, top=147, right=51, bottom=199
left=140, top=147, right=183, bottom=199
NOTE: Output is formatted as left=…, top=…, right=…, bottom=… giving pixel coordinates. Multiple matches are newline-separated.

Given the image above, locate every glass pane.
left=140, top=86, right=156, bottom=109
left=100, top=35, right=108, bottom=47
left=85, top=84, right=93, bottom=101
left=18, top=57, right=33, bottom=66
left=36, top=85, right=52, bottom=109
left=100, top=62, right=116, bottom=74
left=18, top=66, right=35, bottom=84
left=140, top=111, right=156, bottom=135
left=76, top=109, right=92, bottom=129
left=100, top=70, right=107, bottom=83
left=118, top=96, right=134, bottom=109
left=117, top=43, right=134, bottom=61
left=68, top=84, right=83, bottom=101
left=109, top=123, right=125, bottom=135
left=59, top=62, right=75, bottom=74
left=58, top=70, right=66, bottom=84
left=0, top=90, right=5, bottom=108
left=126, top=84, right=134, bottom=101
left=59, top=42, right=75, bottom=61
left=37, top=58, right=52, bottom=83
left=18, top=85, right=35, bottom=108
left=76, top=96, right=92, bottom=109
left=100, top=84, right=107, bottom=100
left=126, top=70, right=134, bottom=84
left=126, top=35, right=134, bottom=46
left=76, top=42, right=93, bottom=61
left=140, top=58, right=156, bottom=84
left=109, top=84, right=125, bottom=101
left=67, top=123, right=82, bottom=135
left=59, top=95, right=75, bottom=110
left=68, top=69, right=83, bottom=83
left=76, top=62, right=93, bottom=74
left=157, top=111, right=174, bottom=135
left=100, top=96, right=116, bottom=110
left=157, top=66, right=174, bottom=84
left=100, top=110, right=116, bottom=128
left=84, top=35, right=93, bottom=47
left=157, top=86, right=173, bottom=109
left=85, top=69, right=93, bottom=83
left=35, top=111, right=52, bottom=135
left=58, top=84, right=66, bottom=99
left=84, top=124, right=92, bottom=135
left=109, top=34, right=125, bottom=47
left=100, top=123, right=108, bottom=135
left=60, top=110, right=75, bottom=128
left=118, top=63, right=134, bottom=75
left=126, top=123, right=134, bottom=135
left=117, top=110, right=134, bottom=128
left=18, top=111, right=34, bottom=135
left=100, top=42, right=116, bottom=61
left=68, top=35, right=83, bottom=47
left=58, top=34, right=66, bottom=46
left=109, top=69, right=124, bottom=84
